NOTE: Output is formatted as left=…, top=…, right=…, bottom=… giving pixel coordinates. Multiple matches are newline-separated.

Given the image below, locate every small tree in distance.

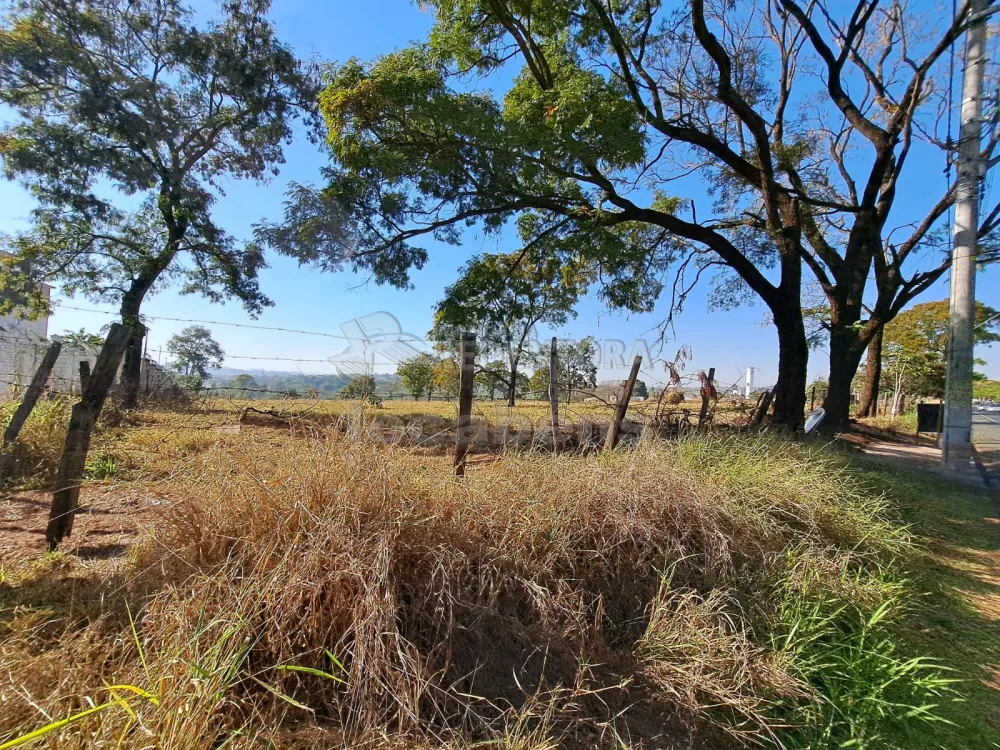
left=342, top=376, right=376, bottom=399
left=430, top=249, right=589, bottom=407
left=557, top=338, right=598, bottom=403
left=228, top=374, right=256, bottom=397
left=167, top=326, right=224, bottom=388
left=432, top=359, right=461, bottom=400
left=397, top=354, right=437, bottom=401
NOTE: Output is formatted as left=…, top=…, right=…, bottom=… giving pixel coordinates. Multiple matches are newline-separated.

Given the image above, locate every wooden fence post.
left=810, top=386, right=816, bottom=411
left=548, top=336, right=559, bottom=447
left=47, top=323, right=133, bottom=550
left=79, top=360, right=91, bottom=395
left=752, top=387, right=777, bottom=427
left=698, top=367, right=716, bottom=427
left=454, top=332, right=476, bottom=478
left=3, top=342, right=61, bottom=448
left=0, top=342, right=62, bottom=480
left=604, top=355, right=642, bottom=451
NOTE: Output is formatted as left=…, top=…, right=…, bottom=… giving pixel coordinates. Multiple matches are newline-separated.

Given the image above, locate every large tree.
left=0, top=0, right=314, bottom=547
left=430, top=249, right=589, bottom=406
left=0, top=0, right=315, bottom=411
left=263, top=0, right=997, bottom=429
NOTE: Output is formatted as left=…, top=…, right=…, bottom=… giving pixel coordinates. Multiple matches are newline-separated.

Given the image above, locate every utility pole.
left=942, top=0, right=990, bottom=469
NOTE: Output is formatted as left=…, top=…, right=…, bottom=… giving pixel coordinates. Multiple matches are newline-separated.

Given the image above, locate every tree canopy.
left=264, top=0, right=996, bottom=429
left=167, top=326, right=225, bottom=383
left=430, top=248, right=589, bottom=405
left=397, top=353, right=437, bottom=401
left=0, top=0, right=316, bottom=408
left=877, top=299, right=1000, bottom=398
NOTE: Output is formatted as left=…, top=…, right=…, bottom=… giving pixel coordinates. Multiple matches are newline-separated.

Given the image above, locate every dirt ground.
left=0, top=483, right=166, bottom=566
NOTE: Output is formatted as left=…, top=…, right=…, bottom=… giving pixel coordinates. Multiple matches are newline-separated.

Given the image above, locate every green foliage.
left=633, top=379, right=648, bottom=399
left=167, top=326, right=224, bottom=382
left=431, top=358, right=460, bottom=398
left=430, top=248, right=589, bottom=403
left=174, top=374, right=205, bottom=392
left=59, top=328, right=104, bottom=351
left=341, top=376, right=376, bottom=399
left=85, top=449, right=119, bottom=480
left=396, top=354, right=437, bottom=400
left=226, top=374, right=256, bottom=395
left=556, top=337, right=598, bottom=398
left=974, top=379, right=1000, bottom=402
left=880, top=299, right=1000, bottom=397
left=0, top=0, right=316, bottom=320
left=528, top=368, right=550, bottom=399
left=771, top=568, right=955, bottom=749
left=259, top=30, right=683, bottom=311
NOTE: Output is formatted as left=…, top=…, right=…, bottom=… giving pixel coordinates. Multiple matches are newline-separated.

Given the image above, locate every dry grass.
left=0, top=410, right=939, bottom=749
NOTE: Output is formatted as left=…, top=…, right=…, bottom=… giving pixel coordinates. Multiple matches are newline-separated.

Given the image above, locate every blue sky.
left=2, top=0, right=998, bottom=391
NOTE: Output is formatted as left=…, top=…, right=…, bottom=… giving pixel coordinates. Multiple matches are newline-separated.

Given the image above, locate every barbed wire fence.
left=0, top=304, right=784, bottom=464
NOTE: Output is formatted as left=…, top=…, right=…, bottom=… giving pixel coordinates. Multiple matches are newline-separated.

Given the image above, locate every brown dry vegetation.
left=0, top=399, right=991, bottom=749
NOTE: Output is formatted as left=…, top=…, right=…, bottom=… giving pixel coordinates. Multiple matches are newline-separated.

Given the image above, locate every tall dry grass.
left=0, top=430, right=944, bottom=749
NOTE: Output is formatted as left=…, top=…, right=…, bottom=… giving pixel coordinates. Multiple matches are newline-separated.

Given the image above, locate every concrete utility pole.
left=942, top=0, right=990, bottom=469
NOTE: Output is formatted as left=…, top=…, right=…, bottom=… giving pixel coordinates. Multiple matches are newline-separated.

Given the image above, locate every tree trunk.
left=47, top=323, right=135, bottom=549
left=858, top=329, right=883, bottom=418
left=771, top=311, right=808, bottom=428
left=507, top=362, right=518, bottom=407
left=767, top=243, right=808, bottom=429
left=120, top=322, right=146, bottom=410
left=823, top=327, right=867, bottom=431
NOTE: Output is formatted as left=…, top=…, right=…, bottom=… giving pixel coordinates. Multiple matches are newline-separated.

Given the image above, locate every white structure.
left=745, top=367, right=756, bottom=399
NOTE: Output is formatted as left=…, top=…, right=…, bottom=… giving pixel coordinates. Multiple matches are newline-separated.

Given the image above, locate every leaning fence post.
left=47, top=323, right=133, bottom=550
left=698, top=367, right=716, bottom=427
left=454, top=332, right=476, bottom=478
left=0, top=341, right=62, bottom=480
left=752, top=387, right=777, bottom=427
left=548, top=336, right=559, bottom=447
left=604, top=355, right=642, bottom=451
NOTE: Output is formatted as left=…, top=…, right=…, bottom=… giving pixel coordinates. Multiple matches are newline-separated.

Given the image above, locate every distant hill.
left=207, top=367, right=402, bottom=398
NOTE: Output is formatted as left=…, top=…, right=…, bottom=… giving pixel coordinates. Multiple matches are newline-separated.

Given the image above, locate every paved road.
left=973, top=411, right=1000, bottom=484
left=974, top=411, right=1000, bottom=449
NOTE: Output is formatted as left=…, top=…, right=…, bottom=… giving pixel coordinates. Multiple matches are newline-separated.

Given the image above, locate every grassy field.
left=0, top=397, right=997, bottom=748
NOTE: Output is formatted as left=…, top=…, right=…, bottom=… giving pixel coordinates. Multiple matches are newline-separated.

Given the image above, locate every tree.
left=167, top=326, right=224, bottom=386
left=0, top=0, right=315, bottom=417
left=430, top=249, right=588, bottom=406
left=556, top=337, right=598, bottom=403
left=265, top=0, right=999, bottom=430
left=476, top=360, right=510, bottom=400
left=869, top=299, right=1000, bottom=401
left=634, top=380, right=648, bottom=399
left=529, top=368, right=550, bottom=400
left=432, top=358, right=461, bottom=400
left=397, top=354, right=437, bottom=401
left=226, top=373, right=256, bottom=398
left=59, top=328, right=104, bottom=351
left=975, top=380, right=1000, bottom=402
left=342, top=375, right=377, bottom=399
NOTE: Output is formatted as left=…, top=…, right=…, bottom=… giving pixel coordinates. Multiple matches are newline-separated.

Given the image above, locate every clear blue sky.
left=2, top=0, right=997, bottom=390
